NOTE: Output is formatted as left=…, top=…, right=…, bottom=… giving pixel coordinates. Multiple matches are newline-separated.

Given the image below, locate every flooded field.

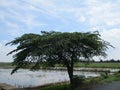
left=0, top=69, right=100, bottom=87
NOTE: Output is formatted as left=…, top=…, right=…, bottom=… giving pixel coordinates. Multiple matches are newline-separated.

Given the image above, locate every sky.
left=0, top=0, right=120, bottom=62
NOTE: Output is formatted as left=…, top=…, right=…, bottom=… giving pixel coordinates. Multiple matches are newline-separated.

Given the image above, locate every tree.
left=6, top=31, right=111, bottom=90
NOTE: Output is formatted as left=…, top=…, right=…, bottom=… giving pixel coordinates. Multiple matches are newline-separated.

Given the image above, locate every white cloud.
left=0, top=0, right=16, bottom=7
left=76, top=15, right=86, bottom=22
left=0, top=46, right=13, bottom=62
left=27, top=0, right=59, bottom=18
left=87, top=0, right=120, bottom=27
left=101, top=29, right=120, bottom=43
left=0, top=43, right=2, bottom=47
left=6, top=22, right=19, bottom=29
left=0, top=0, right=46, bottom=37
left=5, top=0, right=119, bottom=28
left=21, top=15, right=46, bottom=28
left=101, top=28, right=120, bottom=60
left=5, top=21, right=22, bottom=37
left=0, top=41, right=15, bottom=62
left=90, top=27, right=101, bottom=31
left=8, top=29, right=21, bottom=37
left=3, top=0, right=119, bottom=28
left=79, top=16, right=86, bottom=22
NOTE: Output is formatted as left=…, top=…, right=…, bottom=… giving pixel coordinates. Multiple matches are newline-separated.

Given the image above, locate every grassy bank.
left=101, top=72, right=120, bottom=82
left=17, top=82, right=70, bottom=90
left=33, top=83, right=70, bottom=90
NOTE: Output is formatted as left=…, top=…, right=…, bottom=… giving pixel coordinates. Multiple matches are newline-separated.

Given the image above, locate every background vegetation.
left=1, top=61, right=120, bottom=69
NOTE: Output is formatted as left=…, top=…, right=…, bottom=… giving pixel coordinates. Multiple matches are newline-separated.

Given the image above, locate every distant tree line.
left=99, top=59, right=120, bottom=63
left=79, top=59, right=120, bottom=63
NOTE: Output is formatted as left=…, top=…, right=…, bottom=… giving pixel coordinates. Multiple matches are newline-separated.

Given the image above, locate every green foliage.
left=6, top=31, right=111, bottom=73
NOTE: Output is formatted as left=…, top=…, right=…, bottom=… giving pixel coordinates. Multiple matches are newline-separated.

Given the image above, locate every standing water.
left=0, top=69, right=100, bottom=87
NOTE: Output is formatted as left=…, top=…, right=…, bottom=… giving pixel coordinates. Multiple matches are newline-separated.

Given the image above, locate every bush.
left=73, top=75, right=85, bottom=88
left=89, top=77, right=101, bottom=84
left=118, top=70, right=120, bottom=73
left=100, top=72, right=109, bottom=79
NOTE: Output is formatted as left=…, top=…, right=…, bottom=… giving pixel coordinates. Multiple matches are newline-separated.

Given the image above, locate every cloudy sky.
left=0, top=0, right=120, bottom=62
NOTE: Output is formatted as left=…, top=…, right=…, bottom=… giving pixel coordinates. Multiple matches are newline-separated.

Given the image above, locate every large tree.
left=6, top=31, right=111, bottom=90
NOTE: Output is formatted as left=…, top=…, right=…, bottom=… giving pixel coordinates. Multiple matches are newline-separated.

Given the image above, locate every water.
left=0, top=69, right=100, bottom=87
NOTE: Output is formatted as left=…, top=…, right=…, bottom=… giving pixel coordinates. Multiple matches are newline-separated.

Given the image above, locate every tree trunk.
left=67, top=66, right=74, bottom=90
left=65, top=59, right=74, bottom=90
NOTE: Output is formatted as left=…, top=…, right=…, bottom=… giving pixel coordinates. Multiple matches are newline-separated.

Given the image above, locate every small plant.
left=73, top=75, right=85, bottom=88
left=118, top=70, right=120, bottom=73
left=100, top=72, right=109, bottom=79
left=85, top=77, right=101, bottom=85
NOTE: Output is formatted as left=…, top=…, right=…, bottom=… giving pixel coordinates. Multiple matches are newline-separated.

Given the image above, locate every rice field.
left=74, top=62, right=120, bottom=68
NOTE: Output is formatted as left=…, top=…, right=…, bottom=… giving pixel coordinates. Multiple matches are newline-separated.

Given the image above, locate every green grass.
left=55, top=62, right=120, bottom=68
left=1, top=62, right=120, bottom=69
left=22, top=83, right=70, bottom=90
left=39, top=83, right=70, bottom=90
left=101, top=72, right=120, bottom=83
left=0, top=62, right=13, bottom=68
left=74, top=62, right=120, bottom=68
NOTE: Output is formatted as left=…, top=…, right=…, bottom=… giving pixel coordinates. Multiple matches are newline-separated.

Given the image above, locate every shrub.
left=73, top=75, right=85, bottom=88
left=100, top=72, right=109, bottom=79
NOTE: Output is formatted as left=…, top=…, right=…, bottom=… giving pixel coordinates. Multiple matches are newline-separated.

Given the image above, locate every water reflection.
left=0, top=69, right=100, bottom=87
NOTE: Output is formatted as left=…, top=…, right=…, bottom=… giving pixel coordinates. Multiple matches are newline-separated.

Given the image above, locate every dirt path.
left=87, top=81, right=120, bottom=90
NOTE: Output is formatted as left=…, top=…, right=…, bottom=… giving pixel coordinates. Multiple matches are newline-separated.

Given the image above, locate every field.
left=0, top=62, right=120, bottom=90
left=15, top=72, right=120, bottom=90
left=0, top=62, right=120, bottom=69
left=74, top=62, right=120, bottom=68
left=0, top=62, right=13, bottom=68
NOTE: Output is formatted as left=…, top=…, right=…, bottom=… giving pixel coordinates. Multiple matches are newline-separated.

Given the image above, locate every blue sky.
left=0, top=0, right=120, bottom=62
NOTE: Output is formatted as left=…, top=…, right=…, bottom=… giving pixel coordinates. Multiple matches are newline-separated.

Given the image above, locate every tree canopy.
left=6, top=31, right=111, bottom=89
